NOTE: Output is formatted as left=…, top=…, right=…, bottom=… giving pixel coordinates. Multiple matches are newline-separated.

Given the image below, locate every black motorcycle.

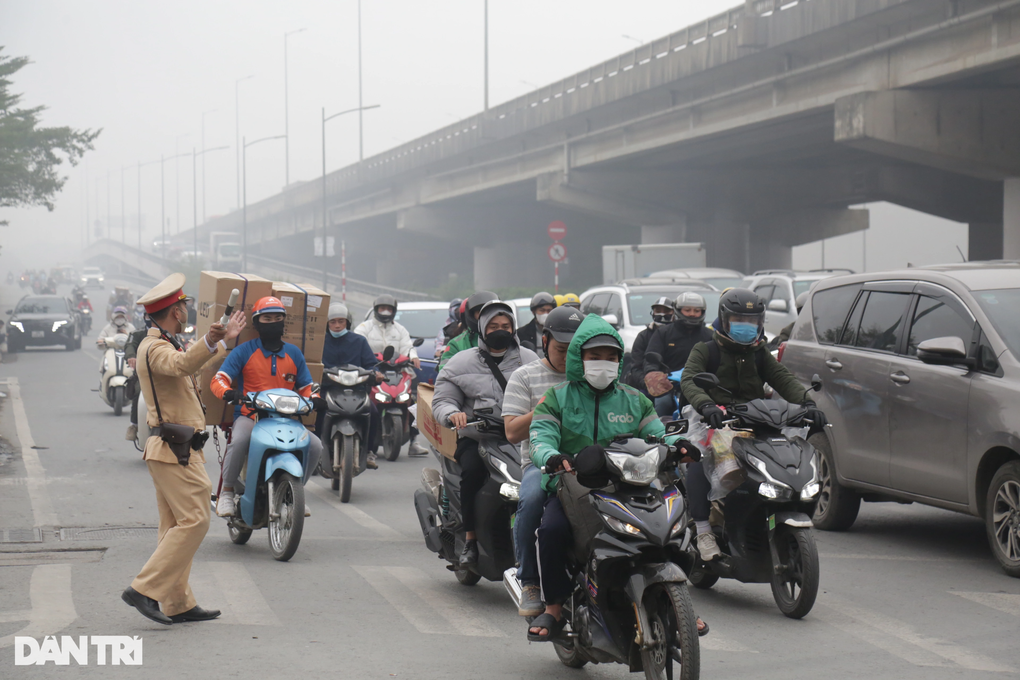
left=319, top=351, right=384, bottom=503
left=506, top=432, right=701, bottom=680
left=686, top=372, right=823, bottom=619
left=413, top=408, right=521, bottom=586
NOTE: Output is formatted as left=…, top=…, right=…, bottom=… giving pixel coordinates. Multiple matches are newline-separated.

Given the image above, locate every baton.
left=219, top=288, right=240, bottom=326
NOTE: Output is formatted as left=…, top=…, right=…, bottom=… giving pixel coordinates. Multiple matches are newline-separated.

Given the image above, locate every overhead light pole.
left=160, top=152, right=189, bottom=260
left=358, top=0, right=364, bottom=160
left=121, top=165, right=127, bottom=243
left=193, top=145, right=230, bottom=262
left=284, top=28, right=306, bottom=187
left=136, top=158, right=159, bottom=250
left=321, top=104, right=380, bottom=296
left=242, top=134, right=287, bottom=271
left=201, top=109, right=216, bottom=224
left=235, top=75, right=255, bottom=209
left=484, top=0, right=489, bottom=110
left=175, top=134, right=189, bottom=234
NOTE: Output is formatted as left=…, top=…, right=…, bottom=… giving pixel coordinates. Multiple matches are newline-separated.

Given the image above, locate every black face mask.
left=258, top=320, right=285, bottom=348
left=375, top=310, right=394, bottom=324
left=652, top=313, right=673, bottom=326
left=485, top=329, right=513, bottom=351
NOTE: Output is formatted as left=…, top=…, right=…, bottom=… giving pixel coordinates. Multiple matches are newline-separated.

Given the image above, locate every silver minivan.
left=781, top=263, right=1020, bottom=577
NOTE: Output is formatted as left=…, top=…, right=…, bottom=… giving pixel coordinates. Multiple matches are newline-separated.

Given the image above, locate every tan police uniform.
left=130, top=273, right=224, bottom=617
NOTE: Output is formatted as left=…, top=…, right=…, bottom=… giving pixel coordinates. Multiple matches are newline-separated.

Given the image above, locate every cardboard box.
left=199, top=353, right=233, bottom=427
left=270, top=282, right=330, bottom=364
left=197, top=272, right=273, bottom=349
left=416, top=384, right=457, bottom=459
left=301, top=362, right=324, bottom=427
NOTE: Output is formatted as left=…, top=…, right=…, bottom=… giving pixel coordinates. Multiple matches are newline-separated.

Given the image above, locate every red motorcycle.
left=371, top=348, right=417, bottom=461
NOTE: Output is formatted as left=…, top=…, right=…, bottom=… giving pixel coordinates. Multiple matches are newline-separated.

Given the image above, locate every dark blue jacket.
left=322, top=331, right=377, bottom=370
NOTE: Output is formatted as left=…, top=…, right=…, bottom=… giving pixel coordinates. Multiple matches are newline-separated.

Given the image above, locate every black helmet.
left=650, top=296, right=675, bottom=326
left=542, top=306, right=585, bottom=344
left=373, top=294, right=398, bottom=324
left=718, top=288, right=765, bottom=345
left=675, top=291, right=707, bottom=328
left=464, top=290, right=499, bottom=334
left=530, top=291, right=556, bottom=311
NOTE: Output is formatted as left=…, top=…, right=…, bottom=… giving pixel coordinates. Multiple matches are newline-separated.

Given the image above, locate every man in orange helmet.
left=210, top=296, right=323, bottom=517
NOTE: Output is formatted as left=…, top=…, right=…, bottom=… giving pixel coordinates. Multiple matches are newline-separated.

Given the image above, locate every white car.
left=742, top=269, right=854, bottom=336
left=508, top=298, right=535, bottom=328
left=646, top=267, right=746, bottom=292
left=81, top=267, right=105, bottom=288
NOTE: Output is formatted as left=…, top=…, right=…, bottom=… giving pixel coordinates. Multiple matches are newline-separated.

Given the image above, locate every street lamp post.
left=160, top=152, right=189, bottom=260
left=106, top=170, right=112, bottom=238
left=136, top=159, right=159, bottom=250
left=235, top=75, right=255, bottom=209
left=201, top=109, right=216, bottom=224
left=484, top=0, right=489, bottom=111
left=242, top=134, right=287, bottom=271
left=121, top=166, right=126, bottom=243
left=193, top=145, right=230, bottom=262
left=175, top=134, right=189, bottom=234
left=321, top=104, right=380, bottom=296
left=358, top=0, right=364, bottom=160
left=284, top=28, right=306, bottom=187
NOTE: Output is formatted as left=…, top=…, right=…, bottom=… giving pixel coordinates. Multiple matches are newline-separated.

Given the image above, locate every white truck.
left=602, top=242, right=707, bottom=284
left=209, top=231, right=242, bottom=270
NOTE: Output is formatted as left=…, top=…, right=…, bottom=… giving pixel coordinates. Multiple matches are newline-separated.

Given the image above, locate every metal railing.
left=245, top=255, right=433, bottom=302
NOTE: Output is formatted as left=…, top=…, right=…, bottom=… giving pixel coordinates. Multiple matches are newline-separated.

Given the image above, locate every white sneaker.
left=696, top=532, right=722, bottom=561
left=216, top=493, right=236, bottom=517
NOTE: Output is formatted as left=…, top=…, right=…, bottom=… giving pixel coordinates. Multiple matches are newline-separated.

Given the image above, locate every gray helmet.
left=465, top=290, right=499, bottom=334
left=650, top=296, right=675, bottom=326
left=328, top=302, right=352, bottom=325
left=542, top=306, right=585, bottom=344
left=530, top=291, right=556, bottom=311
left=674, top=291, right=707, bottom=327
left=477, top=301, right=517, bottom=352
left=373, top=294, right=397, bottom=324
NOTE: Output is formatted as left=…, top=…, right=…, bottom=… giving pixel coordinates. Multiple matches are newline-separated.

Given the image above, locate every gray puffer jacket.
left=431, top=301, right=539, bottom=426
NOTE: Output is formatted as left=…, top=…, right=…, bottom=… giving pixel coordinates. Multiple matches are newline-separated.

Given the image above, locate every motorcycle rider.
left=679, top=288, right=828, bottom=561
left=431, top=300, right=539, bottom=569
left=560, top=293, right=581, bottom=309
left=320, top=302, right=384, bottom=470
left=437, top=290, right=499, bottom=371
left=527, top=313, right=705, bottom=640
left=108, top=286, right=133, bottom=321
left=210, top=296, right=324, bottom=517
left=502, top=305, right=582, bottom=616
left=435, top=298, right=464, bottom=357
left=516, top=292, right=556, bottom=358
left=768, top=291, right=809, bottom=350
left=643, top=292, right=713, bottom=416
left=354, top=294, right=427, bottom=457
left=97, top=305, right=136, bottom=345
left=622, top=296, right=674, bottom=392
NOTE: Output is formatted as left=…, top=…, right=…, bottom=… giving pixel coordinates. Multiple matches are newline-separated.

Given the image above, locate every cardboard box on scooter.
left=416, top=384, right=457, bottom=459
left=199, top=352, right=232, bottom=428
left=269, top=282, right=330, bottom=364
left=196, top=272, right=273, bottom=348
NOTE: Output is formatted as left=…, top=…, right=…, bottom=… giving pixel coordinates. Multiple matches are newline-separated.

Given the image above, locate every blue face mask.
left=728, top=322, right=759, bottom=344
left=329, top=329, right=348, bottom=338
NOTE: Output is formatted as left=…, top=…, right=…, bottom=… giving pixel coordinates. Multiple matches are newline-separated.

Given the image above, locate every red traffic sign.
left=547, top=220, right=567, bottom=241
left=548, top=242, right=567, bottom=263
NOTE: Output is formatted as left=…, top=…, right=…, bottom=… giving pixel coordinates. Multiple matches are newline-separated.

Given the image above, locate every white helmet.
left=328, top=302, right=352, bottom=326
left=674, top=291, right=707, bottom=327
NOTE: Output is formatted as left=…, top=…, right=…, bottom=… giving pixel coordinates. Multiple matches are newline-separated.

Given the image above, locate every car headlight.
left=10, top=321, right=23, bottom=332
left=602, top=513, right=642, bottom=536
left=605, top=447, right=662, bottom=486
left=759, top=482, right=792, bottom=500
left=374, top=392, right=390, bottom=403
left=801, top=481, right=821, bottom=500
left=499, top=482, right=520, bottom=500
left=52, top=320, right=68, bottom=332
left=396, top=393, right=411, bottom=403
left=273, top=395, right=300, bottom=414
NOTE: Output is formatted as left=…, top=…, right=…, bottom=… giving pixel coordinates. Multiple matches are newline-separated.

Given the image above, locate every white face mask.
left=535, top=313, right=549, bottom=326
left=583, top=360, right=617, bottom=391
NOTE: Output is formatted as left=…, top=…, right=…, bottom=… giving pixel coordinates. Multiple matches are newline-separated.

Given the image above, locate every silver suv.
left=781, top=263, right=1020, bottom=577
left=744, top=269, right=854, bottom=337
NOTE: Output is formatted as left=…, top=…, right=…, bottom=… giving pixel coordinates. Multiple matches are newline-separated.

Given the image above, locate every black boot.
left=459, top=538, right=478, bottom=568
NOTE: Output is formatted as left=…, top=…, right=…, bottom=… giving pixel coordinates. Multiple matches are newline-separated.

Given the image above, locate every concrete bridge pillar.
left=969, top=222, right=1004, bottom=261
left=1003, top=179, right=1020, bottom=261
left=474, top=237, right=550, bottom=290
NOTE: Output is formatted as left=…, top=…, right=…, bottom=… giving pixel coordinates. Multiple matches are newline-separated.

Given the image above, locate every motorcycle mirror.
left=382, top=346, right=395, bottom=362
left=811, top=374, right=823, bottom=392
left=412, top=337, right=425, bottom=347
left=310, top=382, right=321, bottom=394
left=664, top=419, right=688, bottom=435
left=692, top=372, right=722, bottom=391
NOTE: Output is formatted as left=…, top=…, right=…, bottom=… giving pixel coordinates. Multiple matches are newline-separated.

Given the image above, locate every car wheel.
left=986, top=460, right=1020, bottom=578
left=810, top=433, right=860, bottom=531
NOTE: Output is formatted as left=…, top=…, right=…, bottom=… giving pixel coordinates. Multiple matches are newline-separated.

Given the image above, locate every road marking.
left=306, top=481, right=404, bottom=540
left=817, top=597, right=1014, bottom=672
left=189, top=562, right=279, bottom=626
left=5, top=377, right=59, bottom=526
left=385, top=566, right=504, bottom=637
left=352, top=565, right=446, bottom=635
left=0, top=564, right=77, bottom=649
left=952, top=591, right=1020, bottom=617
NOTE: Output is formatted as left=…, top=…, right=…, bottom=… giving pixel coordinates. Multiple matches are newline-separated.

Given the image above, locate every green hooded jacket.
left=679, top=331, right=810, bottom=412
left=529, top=314, right=665, bottom=493
left=437, top=330, right=477, bottom=372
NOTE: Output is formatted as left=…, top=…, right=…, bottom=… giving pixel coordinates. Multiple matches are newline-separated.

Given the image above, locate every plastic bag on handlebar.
left=681, top=405, right=710, bottom=448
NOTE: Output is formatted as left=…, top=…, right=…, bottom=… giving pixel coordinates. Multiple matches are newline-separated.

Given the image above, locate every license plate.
left=31, top=331, right=45, bottom=338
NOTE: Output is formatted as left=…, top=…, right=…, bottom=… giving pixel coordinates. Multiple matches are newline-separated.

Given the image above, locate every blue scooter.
left=215, top=388, right=316, bottom=562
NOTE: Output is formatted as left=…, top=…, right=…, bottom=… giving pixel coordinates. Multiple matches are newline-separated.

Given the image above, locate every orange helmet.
left=252, top=296, right=287, bottom=321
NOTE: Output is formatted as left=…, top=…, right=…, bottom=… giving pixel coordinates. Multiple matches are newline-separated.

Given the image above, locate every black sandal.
left=697, top=618, right=710, bottom=637
left=527, top=613, right=566, bottom=642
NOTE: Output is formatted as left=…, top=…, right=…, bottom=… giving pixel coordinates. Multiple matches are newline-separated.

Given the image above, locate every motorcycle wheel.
left=228, top=522, right=252, bottom=545
left=113, top=385, right=125, bottom=417
left=384, top=414, right=401, bottom=462
left=641, top=583, right=700, bottom=680
left=454, top=565, right=481, bottom=586
left=339, top=435, right=355, bottom=503
left=770, top=526, right=820, bottom=619
left=268, top=472, right=305, bottom=562
left=554, top=641, right=588, bottom=669
left=810, top=434, right=860, bottom=531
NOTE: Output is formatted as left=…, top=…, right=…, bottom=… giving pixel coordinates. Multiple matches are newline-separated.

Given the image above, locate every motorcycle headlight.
left=273, top=395, right=300, bottom=414
left=396, top=393, right=411, bottom=403
left=10, top=321, right=23, bottom=333
left=255, top=395, right=275, bottom=411
left=52, top=320, right=68, bottom=332
left=801, top=482, right=821, bottom=500
left=670, top=519, right=686, bottom=538
left=339, top=371, right=360, bottom=386
left=374, top=392, right=390, bottom=403
left=499, top=482, right=520, bottom=500
left=605, top=447, right=662, bottom=486
left=602, top=513, right=642, bottom=536
left=102, top=356, right=109, bottom=373
left=759, top=482, right=792, bottom=500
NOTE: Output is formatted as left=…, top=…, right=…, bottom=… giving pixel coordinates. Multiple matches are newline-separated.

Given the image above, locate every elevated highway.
left=182, top=0, right=1020, bottom=290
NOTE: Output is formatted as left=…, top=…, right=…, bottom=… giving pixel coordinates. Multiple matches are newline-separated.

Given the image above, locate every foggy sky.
left=0, top=0, right=968, bottom=276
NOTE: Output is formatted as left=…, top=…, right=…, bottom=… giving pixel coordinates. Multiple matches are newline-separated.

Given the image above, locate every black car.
left=6, top=295, right=82, bottom=352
